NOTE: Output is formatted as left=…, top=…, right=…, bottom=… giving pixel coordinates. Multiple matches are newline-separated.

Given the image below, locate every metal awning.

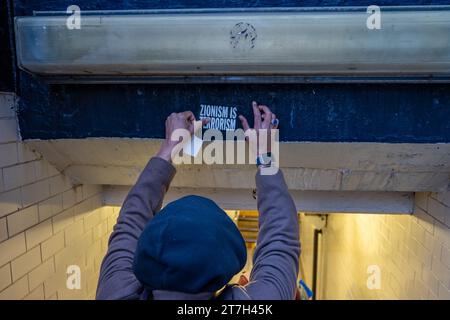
left=14, top=6, right=450, bottom=83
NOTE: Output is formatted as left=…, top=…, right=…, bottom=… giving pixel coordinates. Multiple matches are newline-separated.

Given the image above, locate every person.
left=96, top=102, right=300, bottom=300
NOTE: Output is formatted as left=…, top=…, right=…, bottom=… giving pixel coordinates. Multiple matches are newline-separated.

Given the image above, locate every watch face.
left=258, top=153, right=272, bottom=166
left=262, top=154, right=272, bottom=164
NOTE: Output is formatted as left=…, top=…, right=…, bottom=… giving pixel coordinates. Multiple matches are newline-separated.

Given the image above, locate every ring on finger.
left=271, top=118, right=279, bottom=127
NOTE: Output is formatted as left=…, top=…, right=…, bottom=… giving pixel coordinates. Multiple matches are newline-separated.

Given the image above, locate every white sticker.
left=183, top=120, right=203, bottom=157
left=184, top=135, right=203, bottom=157
left=199, top=104, right=238, bottom=131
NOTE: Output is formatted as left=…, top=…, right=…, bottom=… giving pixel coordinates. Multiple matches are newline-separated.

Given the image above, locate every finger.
left=201, top=118, right=210, bottom=126
left=252, top=101, right=261, bottom=128
left=271, top=113, right=278, bottom=128
left=180, top=111, right=195, bottom=122
left=239, top=115, right=250, bottom=132
left=187, top=121, right=197, bottom=135
left=259, top=105, right=272, bottom=126
left=259, top=104, right=272, bottom=115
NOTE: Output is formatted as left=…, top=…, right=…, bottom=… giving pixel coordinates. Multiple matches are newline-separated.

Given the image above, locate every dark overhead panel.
left=14, top=7, right=450, bottom=83
left=9, top=0, right=450, bottom=142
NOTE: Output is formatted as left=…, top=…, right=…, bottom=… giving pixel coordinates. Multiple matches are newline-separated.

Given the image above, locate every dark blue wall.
left=12, top=0, right=450, bottom=14
left=0, top=0, right=14, bottom=92
left=11, top=0, right=450, bottom=142
left=17, top=82, right=450, bottom=142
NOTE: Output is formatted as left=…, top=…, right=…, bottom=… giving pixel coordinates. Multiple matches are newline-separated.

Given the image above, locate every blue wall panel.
left=13, top=0, right=450, bottom=14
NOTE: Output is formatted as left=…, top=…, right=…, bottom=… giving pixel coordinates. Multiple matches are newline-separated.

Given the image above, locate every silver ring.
left=271, top=118, right=279, bottom=127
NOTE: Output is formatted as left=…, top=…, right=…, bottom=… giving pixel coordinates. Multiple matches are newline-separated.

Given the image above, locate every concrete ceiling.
left=25, top=138, right=450, bottom=192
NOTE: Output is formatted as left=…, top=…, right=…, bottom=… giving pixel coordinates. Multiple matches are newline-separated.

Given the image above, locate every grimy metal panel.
left=14, top=8, right=450, bottom=78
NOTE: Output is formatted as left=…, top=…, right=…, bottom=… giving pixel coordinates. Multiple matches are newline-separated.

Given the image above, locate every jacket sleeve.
left=96, top=157, right=176, bottom=300
left=228, top=169, right=300, bottom=300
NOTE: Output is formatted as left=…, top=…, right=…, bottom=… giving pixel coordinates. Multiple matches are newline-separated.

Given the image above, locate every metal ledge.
left=104, top=185, right=415, bottom=214
left=14, top=6, right=450, bottom=83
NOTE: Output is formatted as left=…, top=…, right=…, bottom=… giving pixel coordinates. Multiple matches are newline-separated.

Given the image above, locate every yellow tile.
left=41, top=232, right=64, bottom=261
left=0, top=217, right=7, bottom=242
left=11, top=246, right=42, bottom=281
left=0, top=233, right=26, bottom=266
left=64, top=219, right=84, bottom=245
left=0, top=263, right=12, bottom=291
left=7, top=205, right=39, bottom=236
left=38, top=194, right=63, bottom=221
left=84, top=211, right=101, bottom=230
left=0, top=276, right=29, bottom=300
left=52, top=208, right=74, bottom=233
left=24, top=284, right=45, bottom=300
left=25, top=219, right=53, bottom=249
left=28, top=257, right=55, bottom=291
left=43, top=268, right=66, bottom=298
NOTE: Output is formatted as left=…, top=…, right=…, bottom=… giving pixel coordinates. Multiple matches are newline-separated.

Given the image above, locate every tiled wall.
left=300, top=193, right=450, bottom=300
left=0, top=93, right=119, bottom=299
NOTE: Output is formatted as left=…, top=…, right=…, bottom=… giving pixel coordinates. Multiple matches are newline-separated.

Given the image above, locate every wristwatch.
left=256, top=152, right=273, bottom=167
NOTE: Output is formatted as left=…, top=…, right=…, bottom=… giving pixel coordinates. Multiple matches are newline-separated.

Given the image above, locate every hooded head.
left=133, top=195, right=247, bottom=295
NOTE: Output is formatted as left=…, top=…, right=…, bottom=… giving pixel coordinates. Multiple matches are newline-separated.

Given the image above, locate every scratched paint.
left=10, top=0, right=450, bottom=143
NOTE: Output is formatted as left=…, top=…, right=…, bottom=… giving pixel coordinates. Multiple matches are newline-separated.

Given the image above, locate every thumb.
left=201, top=118, right=210, bottom=126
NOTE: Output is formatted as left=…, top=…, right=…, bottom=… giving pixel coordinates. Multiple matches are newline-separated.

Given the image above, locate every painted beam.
left=25, top=139, right=450, bottom=192
left=104, top=185, right=414, bottom=214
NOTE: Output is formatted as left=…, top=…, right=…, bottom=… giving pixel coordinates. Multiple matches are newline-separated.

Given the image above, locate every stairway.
left=237, top=210, right=259, bottom=247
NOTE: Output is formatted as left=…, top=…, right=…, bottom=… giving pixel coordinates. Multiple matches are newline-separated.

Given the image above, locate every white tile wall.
left=0, top=93, right=119, bottom=300
left=300, top=192, right=450, bottom=300
left=7, top=205, right=39, bottom=236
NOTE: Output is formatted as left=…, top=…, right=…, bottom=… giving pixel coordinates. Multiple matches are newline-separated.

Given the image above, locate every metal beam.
left=15, top=7, right=450, bottom=82
left=103, top=186, right=414, bottom=214
left=26, top=139, right=450, bottom=192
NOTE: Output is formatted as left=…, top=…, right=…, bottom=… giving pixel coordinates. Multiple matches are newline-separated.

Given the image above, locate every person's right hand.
left=238, top=101, right=278, bottom=157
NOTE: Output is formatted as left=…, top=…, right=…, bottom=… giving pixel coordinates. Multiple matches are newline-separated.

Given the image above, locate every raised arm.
left=96, top=157, right=175, bottom=299
left=96, top=111, right=204, bottom=299
left=227, top=102, right=300, bottom=300
left=246, top=169, right=300, bottom=299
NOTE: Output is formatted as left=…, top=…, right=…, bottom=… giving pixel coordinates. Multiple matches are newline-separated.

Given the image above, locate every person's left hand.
left=238, top=101, right=278, bottom=157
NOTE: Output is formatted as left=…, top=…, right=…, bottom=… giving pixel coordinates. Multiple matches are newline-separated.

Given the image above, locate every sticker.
left=183, top=120, right=203, bottom=157
left=199, top=104, right=238, bottom=131
left=183, top=134, right=203, bottom=157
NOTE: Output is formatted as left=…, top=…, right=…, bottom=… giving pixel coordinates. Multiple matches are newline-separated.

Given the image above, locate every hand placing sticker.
left=156, top=111, right=209, bottom=163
